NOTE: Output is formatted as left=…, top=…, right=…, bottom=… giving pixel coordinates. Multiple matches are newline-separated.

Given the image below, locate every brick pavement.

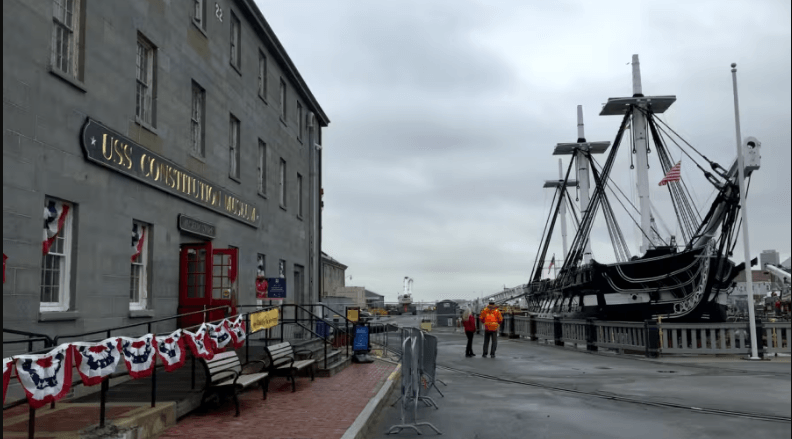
left=158, top=359, right=397, bottom=439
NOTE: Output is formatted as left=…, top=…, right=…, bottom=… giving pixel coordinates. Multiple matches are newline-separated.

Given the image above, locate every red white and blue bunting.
left=208, top=321, right=233, bottom=352
left=117, top=335, right=157, bottom=379
left=228, top=315, right=247, bottom=349
left=71, top=338, right=122, bottom=386
left=131, top=224, right=146, bottom=262
left=3, top=357, right=13, bottom=404
left=184, top=324, right=214, bottom=360
left=14, top=344, right=73, bottom=409
left=42, top=200, right=70, bottom=255
left=155, top=330, right=186, bottom=372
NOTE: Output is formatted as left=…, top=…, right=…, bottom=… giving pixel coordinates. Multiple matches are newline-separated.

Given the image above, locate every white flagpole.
left=731, top=63, right=760, bottom=360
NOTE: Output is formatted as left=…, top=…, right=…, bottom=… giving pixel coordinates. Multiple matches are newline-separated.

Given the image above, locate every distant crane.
left=397, top=276, right=416, bottom=315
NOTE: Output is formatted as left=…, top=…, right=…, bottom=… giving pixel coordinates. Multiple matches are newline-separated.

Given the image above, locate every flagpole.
left=731, top=63, right=760, bottom=360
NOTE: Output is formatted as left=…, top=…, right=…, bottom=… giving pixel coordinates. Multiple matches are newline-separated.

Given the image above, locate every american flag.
left=658, top=161, right=682, bottom=186
left=547, top=254, right=556, bottom=274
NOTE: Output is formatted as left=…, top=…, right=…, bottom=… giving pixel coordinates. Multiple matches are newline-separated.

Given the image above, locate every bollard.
left=586, top=318, right=598, bottom=352
left=645, top=319, right=660, bottom=358
left=553, top=316, right=564, bottom=347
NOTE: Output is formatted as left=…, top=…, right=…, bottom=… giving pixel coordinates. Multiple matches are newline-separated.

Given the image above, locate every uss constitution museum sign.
left=81, top=118, right=259, bottom=227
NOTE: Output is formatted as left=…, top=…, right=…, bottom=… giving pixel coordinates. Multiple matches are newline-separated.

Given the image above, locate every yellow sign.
left=250, top=308, right=279, bottom=333
left=347, top=309, right=359, bottom=322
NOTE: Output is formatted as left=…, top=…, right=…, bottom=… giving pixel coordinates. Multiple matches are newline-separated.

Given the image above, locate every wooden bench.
left=200, top=351, right=269, bottom=417
left=264, top=342, right=316, bottom=392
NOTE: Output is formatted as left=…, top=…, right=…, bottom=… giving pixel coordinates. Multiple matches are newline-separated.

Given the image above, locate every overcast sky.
left=257, top=0, right=791, bottom=303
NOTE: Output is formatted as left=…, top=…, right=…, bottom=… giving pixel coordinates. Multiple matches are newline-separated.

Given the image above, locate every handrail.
left=3, top=328, right=55, bottom=347
left=52, top=305, right=231, bottom=345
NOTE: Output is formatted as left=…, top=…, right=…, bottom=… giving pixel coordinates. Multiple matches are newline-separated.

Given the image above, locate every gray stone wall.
left=3, top=0, right=327, bottom=352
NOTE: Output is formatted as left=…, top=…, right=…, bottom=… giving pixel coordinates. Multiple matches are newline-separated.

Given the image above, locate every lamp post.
left=731, top=63, right=760, bottom=360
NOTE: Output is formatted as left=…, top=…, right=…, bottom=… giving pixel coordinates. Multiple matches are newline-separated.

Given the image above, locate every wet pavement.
left=368, top=324, right=791, bottom=439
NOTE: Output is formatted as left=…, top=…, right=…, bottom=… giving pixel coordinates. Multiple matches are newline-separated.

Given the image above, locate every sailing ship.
left=523, top=56, right=762, bottom=322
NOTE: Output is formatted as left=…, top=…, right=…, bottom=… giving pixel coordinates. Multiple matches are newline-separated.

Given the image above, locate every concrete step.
left=317, top=353, right=352, bottom=378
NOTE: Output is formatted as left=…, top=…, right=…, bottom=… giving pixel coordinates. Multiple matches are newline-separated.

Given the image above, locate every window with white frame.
left=297, top=173, right=303, bottom=218
left=297, top=101, right=303, bottom=141
left=279, top=158, right=286, bottom=207
left=193, top=0, right=206, bottom=29
left=136, top=34, right=156, bottom=126
left=230, top=12, right=241, bottom=69
left=258, top=140, right=267, bottom=195
left=229, top=114, right=240, bottom=180
left=279, top=78, right=286, bottom=121
left=51, top=0, right=82, bottom=79
left=40, top=198, right=74, bottom=312
left=258, top=51, right=267, bottom=99
left=191, top=81, right=205, bottom=157
left=130, top=221, right=149, bottom=310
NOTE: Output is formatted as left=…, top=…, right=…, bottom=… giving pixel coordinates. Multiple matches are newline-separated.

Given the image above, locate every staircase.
left=292, top=338, right=352, bottom=378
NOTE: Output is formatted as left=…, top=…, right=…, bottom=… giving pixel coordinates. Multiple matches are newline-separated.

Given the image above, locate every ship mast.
left=553, top=106, right=609, bottom=264
left=543, top=159, right=577, bottom=261
left=600, top=54, right=677, bottom=255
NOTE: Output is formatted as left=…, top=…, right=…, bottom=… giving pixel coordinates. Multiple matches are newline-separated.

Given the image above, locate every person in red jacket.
left=462, top=307, right=477, bottom=357
left=480, top=299, right=503, bottom=358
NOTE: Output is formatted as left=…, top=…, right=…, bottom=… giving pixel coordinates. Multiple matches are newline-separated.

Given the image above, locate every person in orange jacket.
left=480, top=299, right=503, bottom=358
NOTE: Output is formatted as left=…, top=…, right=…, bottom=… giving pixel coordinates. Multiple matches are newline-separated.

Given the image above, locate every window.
left=229, top=115, right=240, bottom=180
left=193, top=0, right=206, bottom=29
left=257, top=254, right=266, bottom=277
left=130, top=221, right=149, bottom=310
left=279, top=78, right=287, bottom=122
left=258, top=51, right=267, bottom=100
left=297, top=173, right=303, bottom=218
left=191, top=81, right=205, bottom=157
left=40, top=198, right=74, bottom=312
left=279, top=158, right=286, bottom=208
left=279, top=259, right=286, bottom=278
left=297, top=101, right=303, bottom=140
left=136, top=34, right=156, bottom=126
left=51, top=0, right=82, bottom=79
left=230, top=12, right=241, bottom=70
left=258, top=140, right=267, bottom=195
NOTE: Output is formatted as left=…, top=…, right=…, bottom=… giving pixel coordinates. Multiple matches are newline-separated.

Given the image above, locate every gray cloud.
left=258, top=0, right=791, bottom=302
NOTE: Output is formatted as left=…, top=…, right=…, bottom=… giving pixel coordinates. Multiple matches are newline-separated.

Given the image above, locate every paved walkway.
left=158, top=359, right=396, bottom=439
left=368, top=328, right=791, bottom=439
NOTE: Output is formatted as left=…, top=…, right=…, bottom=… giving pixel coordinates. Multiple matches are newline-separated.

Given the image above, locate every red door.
left=210, top=248, right=238, bottom=322
left=178, top=242, right=212, bottom=328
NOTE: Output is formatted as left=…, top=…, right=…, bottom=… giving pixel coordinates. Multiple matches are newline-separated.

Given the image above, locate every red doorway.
left=178, top=242, right=238, bottom=328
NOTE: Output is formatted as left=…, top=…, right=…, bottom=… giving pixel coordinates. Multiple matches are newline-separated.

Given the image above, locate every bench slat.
left=208, top=357, right=241, bottom=371
left=211, top=372, right=268, bottom=388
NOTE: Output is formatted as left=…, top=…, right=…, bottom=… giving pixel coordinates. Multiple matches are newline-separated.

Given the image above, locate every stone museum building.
left=2, top=0, right=329, bottom=341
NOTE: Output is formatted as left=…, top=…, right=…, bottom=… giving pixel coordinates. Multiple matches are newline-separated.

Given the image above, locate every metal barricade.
left=420, top=333, right=445, bottom=398
left=387, top=328, right=441, bottom=436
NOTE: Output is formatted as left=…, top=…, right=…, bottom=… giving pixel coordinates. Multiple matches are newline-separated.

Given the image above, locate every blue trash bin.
left=316, top=321, right=329, bottom=339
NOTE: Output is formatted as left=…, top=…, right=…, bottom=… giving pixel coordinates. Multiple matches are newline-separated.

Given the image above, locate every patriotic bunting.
left=3, top=357, right=13, bottom=404
left=208, top=321, right=233, bottom=352
left=184, top=324, right=214, bottom=360
left=42, top=200, right=70, bottom=255
left=131, top=224, right=146, bottom=262
left=228, top=315, right=247, bottom=349
left=659, top=161, right=682, bottom=186
left=71, top=338, right=122, bottom=386
left=155, top=330, right=187, bottom=372
left=14, top=344, right=73, bottom=409
left=117, top=335, right=157, bottom=379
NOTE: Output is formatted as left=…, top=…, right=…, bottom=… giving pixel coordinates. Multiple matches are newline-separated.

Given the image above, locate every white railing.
left=763, top=321, right=791, bottom=355
left=659, top=322, right=749, bottom=354
left=535, top=318, right=555, bottom=343
left=594, top=321, right=646, bottom=351
left=561, top=319, right=587, bottom=347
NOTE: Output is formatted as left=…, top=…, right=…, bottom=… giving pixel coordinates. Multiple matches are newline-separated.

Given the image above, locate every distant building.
left=759, top=250, right=781, bottom=268
left=366, top=290, right=384, bottom=309
left=782, top=257, right=791, bottom=270
left=435, top=300, right=460, bottom=327
left=321, top=252, right=347, bottom=298
left=733, top=270, right=773, bottom=304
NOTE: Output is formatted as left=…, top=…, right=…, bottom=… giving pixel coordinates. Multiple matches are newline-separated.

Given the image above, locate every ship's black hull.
left=527, top=244, right=736, bottom=322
